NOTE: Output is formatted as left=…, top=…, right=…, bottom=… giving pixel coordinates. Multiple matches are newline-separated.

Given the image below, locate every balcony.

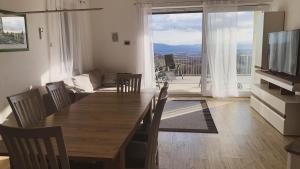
left=155, top=54, right=252, bottom=95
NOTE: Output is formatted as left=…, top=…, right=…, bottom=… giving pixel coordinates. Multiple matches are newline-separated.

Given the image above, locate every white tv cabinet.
left=250, top=71, right=300, bottom=135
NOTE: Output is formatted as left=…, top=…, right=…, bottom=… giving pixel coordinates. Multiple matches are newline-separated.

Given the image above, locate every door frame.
left=152, top=8, right=206, bottom=96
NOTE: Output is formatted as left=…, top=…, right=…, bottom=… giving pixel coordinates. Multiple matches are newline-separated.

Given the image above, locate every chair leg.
left=156, top=150, right=159, bottom=167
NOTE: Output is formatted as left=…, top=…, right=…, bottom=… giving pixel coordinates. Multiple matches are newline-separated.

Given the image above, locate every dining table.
left=0, top=89, right=156, bottom=169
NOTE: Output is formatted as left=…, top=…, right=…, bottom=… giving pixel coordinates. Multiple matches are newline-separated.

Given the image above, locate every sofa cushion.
left=63, top=77, right=74, bottom=88
left=102, top=73, right=117, bottom=87
left=72, top=74, right=94, bottom=92
left=95, top=87, right=117, bottom=92
left=89, top=69, right=103, bottom=90
left=62, top=77, right=84, bottom=93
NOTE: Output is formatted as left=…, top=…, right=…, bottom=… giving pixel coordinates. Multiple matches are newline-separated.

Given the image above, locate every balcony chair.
left=164, top=54, right=183, bottom=81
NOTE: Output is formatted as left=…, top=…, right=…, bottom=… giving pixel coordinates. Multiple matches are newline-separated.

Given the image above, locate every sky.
left=1, top=17, right=25, bottom=33
left=151, top=12, right=254, bottom=45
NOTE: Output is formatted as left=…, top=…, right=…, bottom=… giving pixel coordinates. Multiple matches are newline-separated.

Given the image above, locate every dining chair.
left=157, top=82, right=169, bottom=101
left=116, top=74, right=142, bottom=93
left=152, top=81, right=168, bottom=114
left=125, top=86, right=168, bottom=169
left=46, top=81, right=72, bottom=112
left=0, top=125, right=70, bottom=169
left=133, top=82, right=169, bottom=139
left=7, top=89, right=47, bottom=128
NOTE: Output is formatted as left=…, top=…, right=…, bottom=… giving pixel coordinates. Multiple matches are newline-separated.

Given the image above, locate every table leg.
left=9, top=157, right=14, bottom=169
left=104, top=149, right=126, bottom=169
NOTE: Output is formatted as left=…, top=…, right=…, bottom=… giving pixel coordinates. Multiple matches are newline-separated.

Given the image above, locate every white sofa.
left=63, top=69, right=118, bottom=93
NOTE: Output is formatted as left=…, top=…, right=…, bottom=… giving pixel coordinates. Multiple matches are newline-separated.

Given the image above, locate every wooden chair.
left=134, top=82, right=169, bottom=138
left=157, top=82, right=169, bottom=101
left=46, top=81, right=72, bottom=112
left=7, top=89, right=47, bottom=128
left=126, top=86, right=168, bottom=169
left=152, top=81, right=168, bottom=114
left=117, top=74, right=142, bottom=93
left=0, top=125, right=70, bottom=169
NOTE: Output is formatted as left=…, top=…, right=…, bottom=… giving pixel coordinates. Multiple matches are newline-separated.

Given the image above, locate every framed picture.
left=0, top=10, right=29, bottom=52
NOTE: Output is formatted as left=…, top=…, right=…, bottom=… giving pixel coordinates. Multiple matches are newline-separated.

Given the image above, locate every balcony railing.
left=237, top=54, right=252, bottom=76
left=154, top=54, right=252, bottom=76
left=175, top=56, right=201, bottom=76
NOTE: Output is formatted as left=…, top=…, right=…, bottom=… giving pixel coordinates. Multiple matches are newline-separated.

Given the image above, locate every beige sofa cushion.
left=63, top=77, right=74, bottom=87
left=89, top=69, right=103, bottom=90
left=72, top=74, right=94, bottom=92
left=95, top=87, right=117, bottom=92
left=63, top=78, right=82, bottom=93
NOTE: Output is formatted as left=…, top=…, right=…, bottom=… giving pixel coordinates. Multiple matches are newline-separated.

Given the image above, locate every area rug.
left=159, top=100, right=218, bottom=133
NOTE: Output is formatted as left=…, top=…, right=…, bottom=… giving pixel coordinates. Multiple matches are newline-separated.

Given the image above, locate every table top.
left=0, top=90, right=155, bottom=161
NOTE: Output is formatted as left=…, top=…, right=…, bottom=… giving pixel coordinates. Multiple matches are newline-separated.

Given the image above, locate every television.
left=268, top=29, right=300, bottom=76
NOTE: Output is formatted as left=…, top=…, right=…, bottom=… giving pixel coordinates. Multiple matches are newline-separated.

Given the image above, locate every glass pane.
left=237, top=12, right=254, bottom=92
left=152, top=12, right=203, bottom=94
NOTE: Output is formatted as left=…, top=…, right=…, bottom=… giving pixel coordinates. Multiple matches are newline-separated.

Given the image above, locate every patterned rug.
left=159, top=100, right=218, bottom=133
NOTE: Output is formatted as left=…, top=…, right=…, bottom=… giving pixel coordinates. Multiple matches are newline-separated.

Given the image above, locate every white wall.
left=90, top=0, right=139, bottom=73
left=0, top=0, right=95, bottom=125
left=272, top=0, right=300, bottom=30
left=0, top=0, right=50, bottom=125
left=89, top=0, right=274, bottom=74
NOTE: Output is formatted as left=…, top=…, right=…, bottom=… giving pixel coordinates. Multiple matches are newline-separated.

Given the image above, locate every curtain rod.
left=135, top=0, right=271, bottom=6
left=0, top=8, right=103, bottom=15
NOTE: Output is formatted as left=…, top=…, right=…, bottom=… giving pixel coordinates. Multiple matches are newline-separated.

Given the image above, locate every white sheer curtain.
left=136, top=1, right=155, bottom=89
left=204, top=7, right=239, bottom=97
left=47, top=0, right=87, bottom=81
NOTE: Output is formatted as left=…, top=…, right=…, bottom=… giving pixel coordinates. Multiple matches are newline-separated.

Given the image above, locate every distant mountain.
left=154, top=43, right=202, bottom=56
left=238, top=43, right=252, bottom=50
left=237, top=43, right=253, bottom=55
left=154, top=43, right=252, bottom=56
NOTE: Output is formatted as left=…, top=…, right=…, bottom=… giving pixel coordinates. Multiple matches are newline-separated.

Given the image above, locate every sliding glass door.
left=151, top=11, right=204, bottom=95
left=151, top=8, right=255, bottom=97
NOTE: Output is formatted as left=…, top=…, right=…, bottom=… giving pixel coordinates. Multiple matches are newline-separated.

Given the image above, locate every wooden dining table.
left=0, top=89, right=156, bottom=169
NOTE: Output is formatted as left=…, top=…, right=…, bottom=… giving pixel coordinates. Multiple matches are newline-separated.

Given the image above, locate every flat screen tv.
left=268, top=29, right=300, bottom=76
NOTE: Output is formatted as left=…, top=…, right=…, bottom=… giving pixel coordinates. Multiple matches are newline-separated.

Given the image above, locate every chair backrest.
left=46, top=81, right=71, bottom=112
left=116, top=74, right=142, bottom=93
left=157, top=82, right=169, bottom=101
left=0, top=125, right=70, bottom=169
left=7, top=89, right=47, bottom=128
left=145, top=85, right=168, bottom=169
left=164, top=54, right=176, bottom=69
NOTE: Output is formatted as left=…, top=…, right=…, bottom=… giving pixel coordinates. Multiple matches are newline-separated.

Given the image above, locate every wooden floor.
left=0, top=99, right=295, bottom=169
left=158, top=98, right=294, bottom=169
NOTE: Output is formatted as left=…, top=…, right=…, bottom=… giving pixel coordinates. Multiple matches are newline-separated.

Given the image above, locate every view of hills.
left=154, top=43, right=252, bottom=56
left=154, top=43, right=202, bottom=56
